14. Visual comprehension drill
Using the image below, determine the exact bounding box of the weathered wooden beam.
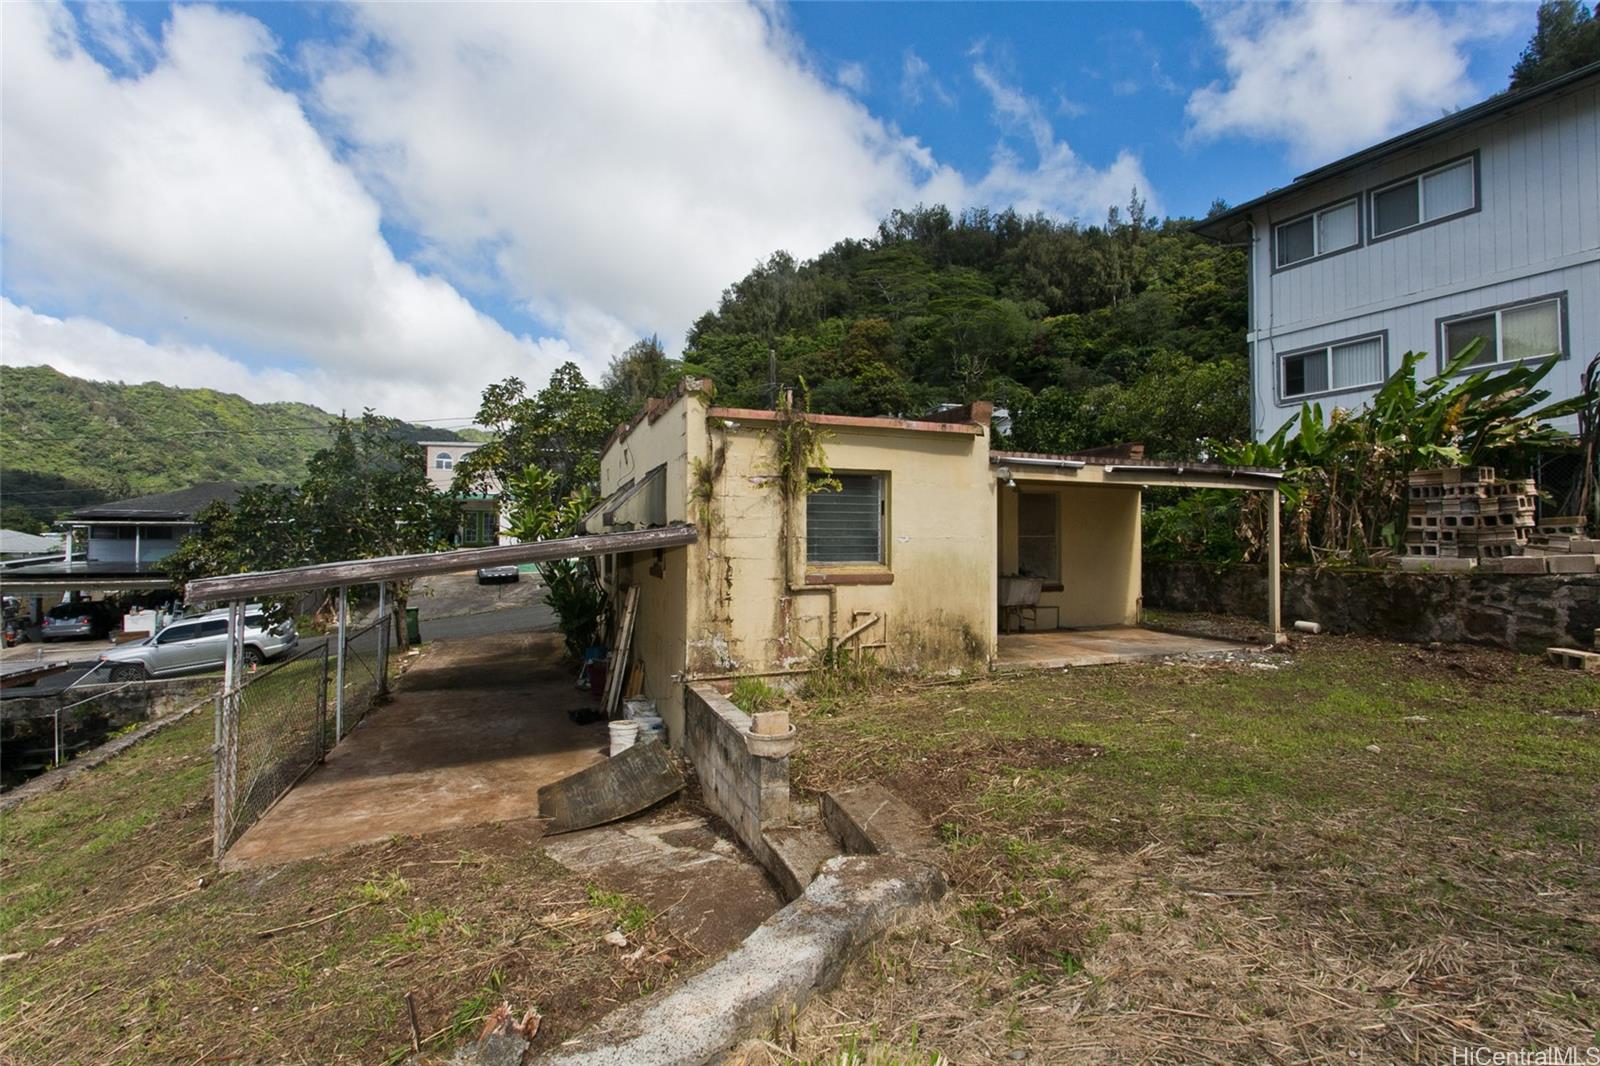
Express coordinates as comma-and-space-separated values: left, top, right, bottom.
185, 524, 699, 602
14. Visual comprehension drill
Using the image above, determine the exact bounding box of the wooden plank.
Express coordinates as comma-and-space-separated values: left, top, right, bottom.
185, 525, 697, 602
538, 741, 685, 835
602, 586, 639, 719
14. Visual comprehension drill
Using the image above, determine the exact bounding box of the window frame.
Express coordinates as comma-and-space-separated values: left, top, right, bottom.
1435, 293, 1567, 376
1276, 330, 1390, 406
1271, 195, 1363, 272
1015, 492, 1060, 584
1368, 152, 1480, 243
434, 452, 454, 470
803, 470, 889, 577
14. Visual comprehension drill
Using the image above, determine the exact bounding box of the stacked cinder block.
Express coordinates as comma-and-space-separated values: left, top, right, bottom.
1403, 467, 1534, 566
1523, 516, 1600, 574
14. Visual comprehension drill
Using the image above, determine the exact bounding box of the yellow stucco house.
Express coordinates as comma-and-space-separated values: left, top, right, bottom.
590, 378, 1283, 742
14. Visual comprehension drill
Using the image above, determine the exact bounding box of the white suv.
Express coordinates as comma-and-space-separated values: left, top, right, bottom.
98, 607, 298, 682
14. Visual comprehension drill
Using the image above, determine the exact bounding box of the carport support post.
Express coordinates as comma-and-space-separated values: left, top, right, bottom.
215, 599, 244, 862
334, 586, 347, 739
1268, 488, 1284, 643
376, 582, 389, 697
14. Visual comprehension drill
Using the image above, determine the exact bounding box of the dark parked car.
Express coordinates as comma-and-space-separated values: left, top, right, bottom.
40, 602, 113, 641
476, 565, 520, 585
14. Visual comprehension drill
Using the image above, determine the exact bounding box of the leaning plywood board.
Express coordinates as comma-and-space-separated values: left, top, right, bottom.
538, 741, 685, 835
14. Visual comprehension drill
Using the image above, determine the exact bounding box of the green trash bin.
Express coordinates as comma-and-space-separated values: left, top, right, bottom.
405, 607, 421, 645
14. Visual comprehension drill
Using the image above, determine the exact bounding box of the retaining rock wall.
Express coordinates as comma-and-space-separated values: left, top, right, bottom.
1143, 562, 1600, 652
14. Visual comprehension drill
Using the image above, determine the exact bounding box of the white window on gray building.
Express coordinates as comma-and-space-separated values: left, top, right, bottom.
435, 452, 454, 470
1282, 334, 1386, 400
806, 473, 885, 565
1371, 157, 1476, 238
1442, 297, 1562, 369
1274, 198, 1359, 267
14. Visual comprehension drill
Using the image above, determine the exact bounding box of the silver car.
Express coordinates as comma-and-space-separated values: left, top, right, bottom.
98, 608, 298, 682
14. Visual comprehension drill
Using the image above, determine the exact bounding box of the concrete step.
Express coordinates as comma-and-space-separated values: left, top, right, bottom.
760, 825, 841, 900
821, 781, 942, 864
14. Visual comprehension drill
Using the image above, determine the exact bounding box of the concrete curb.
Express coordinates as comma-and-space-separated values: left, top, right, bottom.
0, 697, 209, 814
530, 854, 946, 1066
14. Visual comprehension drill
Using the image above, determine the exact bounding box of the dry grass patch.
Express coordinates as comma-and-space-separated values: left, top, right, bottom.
757, 634, 1599, 1064
0, 712, 686, 1064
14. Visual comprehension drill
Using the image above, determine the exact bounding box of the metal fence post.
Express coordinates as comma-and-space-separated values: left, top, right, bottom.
213, 692, 226, 862
317, 644, 329, 762
335, 586, 347, 740
376, 582, 389, 698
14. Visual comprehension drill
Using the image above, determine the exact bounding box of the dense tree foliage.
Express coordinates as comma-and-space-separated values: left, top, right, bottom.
1510, 0, 1600, 90
679, 200, 1248, 457
163, 413, 459, 612
453, 364, 628, 502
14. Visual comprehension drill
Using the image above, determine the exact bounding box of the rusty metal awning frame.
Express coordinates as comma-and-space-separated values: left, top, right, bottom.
184, 523, 699, 602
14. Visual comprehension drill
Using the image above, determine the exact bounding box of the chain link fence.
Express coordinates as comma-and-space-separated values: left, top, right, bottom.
337, 616, 386, 741
214, 590, 394, 857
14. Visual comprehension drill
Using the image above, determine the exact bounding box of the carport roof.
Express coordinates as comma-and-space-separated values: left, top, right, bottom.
184, 523, 698, 602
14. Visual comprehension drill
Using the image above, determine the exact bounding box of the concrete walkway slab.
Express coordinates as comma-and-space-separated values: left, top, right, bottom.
225, 630, 605, 869
995, 625, 1254, 670
543, 808, 785, 958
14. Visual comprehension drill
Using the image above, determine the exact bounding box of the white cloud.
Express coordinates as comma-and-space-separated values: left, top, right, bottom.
837, 60, 869, 93
970, 59, 1158, 219
1, 2, 560, 416
1, 1, 1157, 419
1186, 2, 1513, 166
310, 5, 971, 359
0, 298, 554, 422
900, 47, 956, 108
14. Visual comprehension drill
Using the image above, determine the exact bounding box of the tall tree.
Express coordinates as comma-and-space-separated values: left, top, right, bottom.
602, 334, 680, 409
454, 362, 627, 501
1510, 0, 1600, 89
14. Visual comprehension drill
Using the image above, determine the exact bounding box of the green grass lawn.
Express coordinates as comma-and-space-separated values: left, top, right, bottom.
770, 633, 1600, 1065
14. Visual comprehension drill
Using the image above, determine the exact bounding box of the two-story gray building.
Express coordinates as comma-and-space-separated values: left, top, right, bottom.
1196, 61, 1598, 441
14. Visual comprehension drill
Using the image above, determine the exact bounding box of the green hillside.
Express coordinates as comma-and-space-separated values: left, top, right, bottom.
682, 201, 1248, 458
0, 365, 463, 531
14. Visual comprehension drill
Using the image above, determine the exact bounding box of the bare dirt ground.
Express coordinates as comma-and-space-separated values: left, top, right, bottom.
739, 632, 1600, 1064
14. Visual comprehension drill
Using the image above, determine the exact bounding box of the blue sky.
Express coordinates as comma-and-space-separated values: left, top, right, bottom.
1, 1, 1538, 424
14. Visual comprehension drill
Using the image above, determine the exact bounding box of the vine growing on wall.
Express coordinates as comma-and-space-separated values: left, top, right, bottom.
769, 381, 839, 501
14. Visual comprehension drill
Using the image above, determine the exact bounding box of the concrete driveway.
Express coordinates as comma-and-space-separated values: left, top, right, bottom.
225, 628, 606, 868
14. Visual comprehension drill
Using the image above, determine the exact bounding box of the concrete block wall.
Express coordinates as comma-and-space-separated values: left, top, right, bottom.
683, 683, 791, 857
1144, 561, 1600, 652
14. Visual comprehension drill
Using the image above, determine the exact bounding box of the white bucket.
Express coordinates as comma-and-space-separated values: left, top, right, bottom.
633, 713, 665, 744
608, 720, 640, 756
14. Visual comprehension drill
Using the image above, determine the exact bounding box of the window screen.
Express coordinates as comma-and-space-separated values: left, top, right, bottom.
1421, 160, 1473, 221
1500, 301, 1559, 362
806, 474, 884, 564
1016, 493, 1059, 581
1331, 337, 1384, 390
1284, 350, 1328, 397
1445, 314, 1497, 366
1372, 183, 1420, 236
1275, 216, 1315, 266
1317, 201, 1358, 253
